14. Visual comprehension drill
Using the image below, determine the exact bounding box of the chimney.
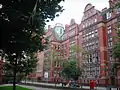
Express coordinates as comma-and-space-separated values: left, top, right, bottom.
109, 0, 114, 8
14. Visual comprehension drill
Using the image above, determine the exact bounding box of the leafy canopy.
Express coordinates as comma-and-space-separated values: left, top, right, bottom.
0, 0, 64, 89
112, 2, 120, 77
112, 21, 120, 60
62, 60, 81, 80
0, 0, 64, 54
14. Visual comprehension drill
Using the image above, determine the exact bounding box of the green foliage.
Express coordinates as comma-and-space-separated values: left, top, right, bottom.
0, 86, 32, 90
70, 44, 83, 53
112, 42, 120, 60
3, 52, 37, 82
0, 0, 65, 56
0, 0, 64, 88
62, 60, 81, 80
4, 52, 37, 72
109, 0, 120, 12
70, 44, 88, 58
112, 2, 120, 80
112, 20, 120, 60
20, 52, 38, 75
51, 49, 62, 60
51, 50, 57, 59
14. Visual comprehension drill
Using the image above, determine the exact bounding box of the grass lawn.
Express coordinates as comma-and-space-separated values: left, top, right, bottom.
0, 86, 32, 90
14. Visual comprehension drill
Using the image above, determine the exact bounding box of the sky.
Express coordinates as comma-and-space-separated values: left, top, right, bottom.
46, 0, 109, 28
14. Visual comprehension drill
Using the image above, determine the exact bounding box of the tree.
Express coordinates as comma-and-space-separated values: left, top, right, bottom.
70, 44, 88, 59
49, 49, 66, 86
70, 44, 88, 71
112, 21, 120, 79
4, 52, 38, 83
112, 42, 120, 61
51, 49, 63, 67
62, 60, 81, 80
63, 44, 87, 81
0, 0, 64, 90
112, 17, 120, 60
112, 1, 120, 86
20, 52, 38, 82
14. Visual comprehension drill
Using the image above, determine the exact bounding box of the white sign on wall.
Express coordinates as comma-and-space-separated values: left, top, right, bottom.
44, 72, 48, 78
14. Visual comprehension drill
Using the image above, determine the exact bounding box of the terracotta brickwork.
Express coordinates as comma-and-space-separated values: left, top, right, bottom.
37, 0, 120, 85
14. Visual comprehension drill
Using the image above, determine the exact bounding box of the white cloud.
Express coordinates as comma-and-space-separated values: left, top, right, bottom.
46, 0, 109, 27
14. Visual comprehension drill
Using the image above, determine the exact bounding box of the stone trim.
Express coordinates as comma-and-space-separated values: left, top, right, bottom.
97, 23, 106, 28
100, 47, 107, 52
100, 76, 109, 79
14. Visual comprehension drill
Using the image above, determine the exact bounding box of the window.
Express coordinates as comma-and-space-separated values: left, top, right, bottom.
69, 37, 75, 42
109, 56, 112, 61
107, 26, 112, 34
94, 19, 97, 23
108, 30, 112, 34
106, 12, 111, 19
89, 32, 92, 35
95, 29, 97, 32
91, 31, 94, 34
108, 37, 112, 42
107, 26, 111, 30
83, 25, 85, 28
95, 32, 98, 36
89, 21, 91, 26
69, 30, 75, 37
108, 41, 112, 47
86, 33, 88, 36
70, 41, 75, 45
91, 34, 94, 37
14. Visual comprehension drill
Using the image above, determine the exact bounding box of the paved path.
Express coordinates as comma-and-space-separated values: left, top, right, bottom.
0, 83, 119, 90
19, 85, 62, 90
21, 81, 107, 90
21, 81, 120, 90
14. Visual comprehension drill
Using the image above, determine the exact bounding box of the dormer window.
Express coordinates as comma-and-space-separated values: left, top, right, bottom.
106, 12, 111, 19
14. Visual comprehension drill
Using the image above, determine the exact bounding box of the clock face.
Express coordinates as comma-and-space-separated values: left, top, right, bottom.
54, 27, 64, 37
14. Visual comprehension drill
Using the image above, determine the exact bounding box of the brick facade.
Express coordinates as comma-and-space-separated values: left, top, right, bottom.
39, 0, 120, 85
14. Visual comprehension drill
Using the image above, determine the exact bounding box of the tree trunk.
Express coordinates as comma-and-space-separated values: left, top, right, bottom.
25, 73, 27, 83
13, 67, 17, 90
25, 77, 27, 83
13, 57, 17, 90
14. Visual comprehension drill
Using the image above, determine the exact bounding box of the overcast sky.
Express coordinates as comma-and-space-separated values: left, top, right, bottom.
46, 0, 109, 28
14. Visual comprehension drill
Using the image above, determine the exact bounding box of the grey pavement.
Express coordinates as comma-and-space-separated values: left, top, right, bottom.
18, 85, 62, 90
21, 81, 107, 90
0, 83, 119, 90
21, 81, 120, 90
21, 81, 62, 87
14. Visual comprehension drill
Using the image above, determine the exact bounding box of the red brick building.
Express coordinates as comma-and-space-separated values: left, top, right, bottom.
80, 0, 120, 85
41, 0, 120, 85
